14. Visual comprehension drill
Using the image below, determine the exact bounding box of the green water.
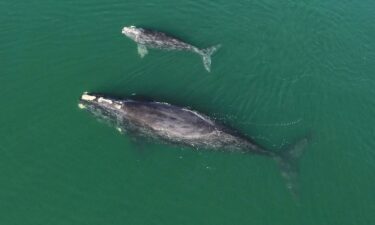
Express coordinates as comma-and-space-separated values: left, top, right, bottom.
1, 0, 375, 224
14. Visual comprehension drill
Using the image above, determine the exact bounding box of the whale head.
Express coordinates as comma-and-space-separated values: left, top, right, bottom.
122, 26, 142, 40
79, 92, 125, 127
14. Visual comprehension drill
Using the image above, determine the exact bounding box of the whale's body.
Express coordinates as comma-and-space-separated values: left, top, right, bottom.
79, 93, 308, 197
79, 93, 269, 155
121, 26, 220, 72
123, 27, 196, 52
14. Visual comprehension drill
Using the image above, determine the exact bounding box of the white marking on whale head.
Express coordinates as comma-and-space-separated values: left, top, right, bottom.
81, 93, 96, 101
78, 103, 86, 109
98, 97, 113, 104
122, 26, 141, 39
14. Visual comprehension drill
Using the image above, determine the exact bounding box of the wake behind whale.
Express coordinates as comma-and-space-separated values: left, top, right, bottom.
79, 93, 308, 197
122, 26, 221, 72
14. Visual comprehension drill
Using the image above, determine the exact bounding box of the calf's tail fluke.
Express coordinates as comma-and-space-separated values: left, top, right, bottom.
199, 44, 221, 72
274, 137, 309, 200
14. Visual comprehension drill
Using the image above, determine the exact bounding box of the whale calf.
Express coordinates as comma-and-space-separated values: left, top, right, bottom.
122, 26, 220, 72
79, 92, 308, 196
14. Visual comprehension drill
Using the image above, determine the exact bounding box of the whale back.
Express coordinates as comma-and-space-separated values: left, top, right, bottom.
137, 29, 193, 50
122, 101, 216, 139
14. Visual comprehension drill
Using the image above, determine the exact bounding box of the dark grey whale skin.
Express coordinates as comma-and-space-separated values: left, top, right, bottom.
123, 26, 200, 53
121, 26, 220, 72
79, 93, 309, 198
130, 28, 195, 51
79, 93, 272, 156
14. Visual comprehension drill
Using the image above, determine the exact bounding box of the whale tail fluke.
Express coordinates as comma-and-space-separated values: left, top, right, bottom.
274, 137, 309, 200
200, 44, 221, 72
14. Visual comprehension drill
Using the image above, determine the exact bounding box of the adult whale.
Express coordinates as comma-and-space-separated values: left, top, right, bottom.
122, 26, 220, 72
78, 92, 308, 196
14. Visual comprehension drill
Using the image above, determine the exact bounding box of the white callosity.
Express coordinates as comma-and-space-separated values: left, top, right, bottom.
81, 94, 96, 101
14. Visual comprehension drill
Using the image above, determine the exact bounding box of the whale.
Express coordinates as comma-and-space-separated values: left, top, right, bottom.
78, 92, 308, 196
121, 26, 220, 72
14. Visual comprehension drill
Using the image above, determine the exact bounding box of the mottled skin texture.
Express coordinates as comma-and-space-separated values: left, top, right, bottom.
79, 93, 309, 198
122, 26, 199, 52
79, 94, 271, 156
121, 26, 220, 72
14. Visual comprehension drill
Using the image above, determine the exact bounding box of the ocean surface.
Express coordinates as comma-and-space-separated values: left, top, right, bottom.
1, 0, 375, 224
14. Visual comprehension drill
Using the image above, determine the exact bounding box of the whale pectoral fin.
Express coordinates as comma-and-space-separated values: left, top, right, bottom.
137, 44, 148, 58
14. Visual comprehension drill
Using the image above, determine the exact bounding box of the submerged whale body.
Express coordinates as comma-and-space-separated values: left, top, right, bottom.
121, 26, 220, 72
79, 92, 308, 196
